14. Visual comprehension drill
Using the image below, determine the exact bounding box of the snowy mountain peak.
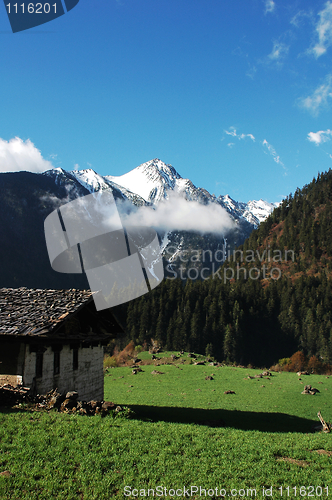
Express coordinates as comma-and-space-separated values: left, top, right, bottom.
44, 159, 278, 229
106, 158, 183, 204
70, 168, 112, 193
43, 167, 66, 177
245, 199, 280, 225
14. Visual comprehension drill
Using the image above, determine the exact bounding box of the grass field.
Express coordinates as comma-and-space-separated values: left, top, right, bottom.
0, 352, 332, 500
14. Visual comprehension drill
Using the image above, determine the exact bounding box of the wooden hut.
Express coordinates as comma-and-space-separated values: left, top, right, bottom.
0, 288, 122, 401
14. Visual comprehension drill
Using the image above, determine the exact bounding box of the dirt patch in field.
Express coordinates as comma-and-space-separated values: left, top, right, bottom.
275, 456, 309, 467
311, 449, 332, 456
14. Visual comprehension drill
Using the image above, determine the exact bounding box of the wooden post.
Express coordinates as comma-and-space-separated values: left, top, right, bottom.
317, 412, 331, 433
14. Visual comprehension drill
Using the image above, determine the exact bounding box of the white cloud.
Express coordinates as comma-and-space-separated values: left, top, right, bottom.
290, 9, 313, 28
307, 129, 332, 145
262, 139, 285, 170
117, 192, 235, 235
300, 73, 332, 115
264, 0, 275, 14
225, 127, 255, 142
227, 143, 235, 148
225, 128, 237, 138
268, 41, 289, 61
310, 1, 332, 58
0, 137, 53, 173
240, 133, 255, 141
246, 65, 257, 80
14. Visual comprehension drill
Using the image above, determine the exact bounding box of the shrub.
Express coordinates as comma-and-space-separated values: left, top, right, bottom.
278, 357, 291, 367
279, 351, 332, 375
284, 351, 307, 372
111, 341, 137, 367
123, 340, 135, 356
103, 355, 118, 370
307, 355, 323, 374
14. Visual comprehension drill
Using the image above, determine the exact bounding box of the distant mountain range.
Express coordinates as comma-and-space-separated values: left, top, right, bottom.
46, 158, 277, 228
0, 159, 278, 287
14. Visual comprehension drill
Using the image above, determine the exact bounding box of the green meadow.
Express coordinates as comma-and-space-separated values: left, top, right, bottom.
0, 353, 331, 500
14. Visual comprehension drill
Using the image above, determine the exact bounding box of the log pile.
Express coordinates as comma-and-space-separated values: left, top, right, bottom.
0, 384, 32, 406
0, 384, 120, 416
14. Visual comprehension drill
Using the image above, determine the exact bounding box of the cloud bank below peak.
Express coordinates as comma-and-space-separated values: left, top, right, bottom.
116, 192, 235, 235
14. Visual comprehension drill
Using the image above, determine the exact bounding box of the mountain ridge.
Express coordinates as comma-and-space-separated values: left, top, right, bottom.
0, 159, 278, 288
45, 158, 278, 229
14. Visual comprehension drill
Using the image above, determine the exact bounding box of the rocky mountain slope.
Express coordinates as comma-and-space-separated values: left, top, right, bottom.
0, 159, 277, 287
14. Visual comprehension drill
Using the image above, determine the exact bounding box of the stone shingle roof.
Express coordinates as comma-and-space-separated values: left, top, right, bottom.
0, 288, 94, 337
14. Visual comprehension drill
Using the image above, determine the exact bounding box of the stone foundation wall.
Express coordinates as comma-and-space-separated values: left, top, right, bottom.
23, 344, 104, 401
0, 375, 23, 386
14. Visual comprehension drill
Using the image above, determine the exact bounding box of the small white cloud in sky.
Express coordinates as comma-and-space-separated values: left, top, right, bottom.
268, 41, 289, 61
0, 137, 53, 173
225, 127, 255, 142
307, 129, 332, 145
291, 9, 313, 28
262, 139, 285, 170
300, 73, 332, 115
310, 1, 332, 58
264, 0, 275, 15
227, 143, 235, 148
225, 128, 237, 138
246, 65, 257, 80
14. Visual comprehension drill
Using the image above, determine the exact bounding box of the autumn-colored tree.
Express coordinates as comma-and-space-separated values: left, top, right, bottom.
307, 355, 323, 374
284, 351, 307, 372
116, 340, 136, 365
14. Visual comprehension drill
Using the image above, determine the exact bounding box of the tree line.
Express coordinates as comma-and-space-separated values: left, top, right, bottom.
113, 168, 332, 367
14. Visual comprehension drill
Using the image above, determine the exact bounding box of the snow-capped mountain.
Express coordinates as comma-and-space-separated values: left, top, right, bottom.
218, 194, 278, 228
43, 159, 279, 279
0, 160, 279, 288
49, 158, 277, 228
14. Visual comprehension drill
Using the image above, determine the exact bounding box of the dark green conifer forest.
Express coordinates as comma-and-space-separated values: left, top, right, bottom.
114, 169, 332, 367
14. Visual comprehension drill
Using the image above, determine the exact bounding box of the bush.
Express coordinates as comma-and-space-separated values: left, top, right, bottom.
278, 357, 291, 367
307, 355, 323, 374
284, 351, 307, 372
107, 341, 137, 367
279, 351, 332, 374
103, 355, 118, 370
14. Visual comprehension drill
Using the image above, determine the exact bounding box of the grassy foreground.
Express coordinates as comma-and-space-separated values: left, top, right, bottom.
0, 354, 331, 499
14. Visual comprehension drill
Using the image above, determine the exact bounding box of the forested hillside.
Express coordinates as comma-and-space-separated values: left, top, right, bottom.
114, 169, 332, 367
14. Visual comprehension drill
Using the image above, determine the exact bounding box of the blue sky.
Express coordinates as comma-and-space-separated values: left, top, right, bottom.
1, 0, 332, 203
